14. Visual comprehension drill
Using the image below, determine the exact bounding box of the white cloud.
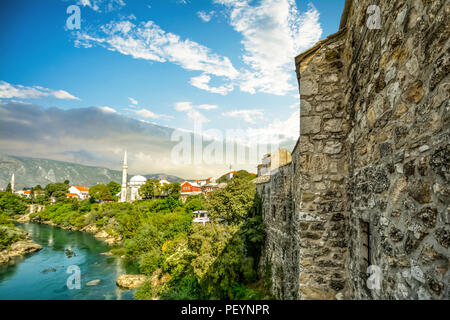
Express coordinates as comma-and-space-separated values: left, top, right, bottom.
196, 104, 219, 110
174, 101, 218, 123
245, 109, 299, 145
215, 0, 322, 95
0, 81, 80, 100
189, 74, 233, 95
73, 0, 322, 97
128, 97, 138, 105
75, 20, 239, 80
77, 0, 125, 12
197, 10, 215, 22
222, 109, 263, 124
132, 108, 173, 120
97, 106, 117, 113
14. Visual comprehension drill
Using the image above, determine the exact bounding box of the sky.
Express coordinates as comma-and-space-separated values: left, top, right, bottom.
0, 0, 345, 179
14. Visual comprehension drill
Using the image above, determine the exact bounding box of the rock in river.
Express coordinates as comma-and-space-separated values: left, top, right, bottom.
116, 274, 147, 289
86, 279, 101, 286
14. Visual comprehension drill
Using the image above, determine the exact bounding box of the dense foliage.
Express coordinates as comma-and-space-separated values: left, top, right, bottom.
0, 192, 27, 216
0, 193, 27, 250
16, 171, 267, 299
89, 184, 113, 201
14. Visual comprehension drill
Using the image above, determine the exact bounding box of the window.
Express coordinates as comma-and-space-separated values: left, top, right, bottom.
360, 220, 370, 269
272, 205, 276, 218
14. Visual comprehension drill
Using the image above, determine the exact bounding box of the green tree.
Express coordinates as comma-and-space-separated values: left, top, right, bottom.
161, 183, 180, 199
64, 180, 70, 185
233, 170, 256, 181
89, 184, 113, 201
206, 177, 257, 224
0, 192, 27, 216
139, 179, 160, 199
45, 182, 70, 203
29, 187, 35, 203
5, 183, 12, 193
184, 194, 205, 213
107, 181, 121, 197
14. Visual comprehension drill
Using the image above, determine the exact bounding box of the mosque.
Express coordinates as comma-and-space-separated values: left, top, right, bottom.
118, 151, 147, 202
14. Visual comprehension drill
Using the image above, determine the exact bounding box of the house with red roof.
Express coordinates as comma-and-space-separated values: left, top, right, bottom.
68, 185, 90, 199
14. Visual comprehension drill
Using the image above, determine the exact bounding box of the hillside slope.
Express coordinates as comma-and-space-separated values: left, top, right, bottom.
0, 154, 183, 190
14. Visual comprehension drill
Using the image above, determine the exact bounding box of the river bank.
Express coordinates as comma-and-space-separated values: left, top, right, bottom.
0, 222, 138, 299
12, 214, 145, 291
0, 221, 42, 265
21, 212, 122, 247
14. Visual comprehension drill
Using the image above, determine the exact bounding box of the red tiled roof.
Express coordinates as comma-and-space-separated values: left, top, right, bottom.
24, 190, 44, 194
66, 193, 78, 197
72, 186, 89, 192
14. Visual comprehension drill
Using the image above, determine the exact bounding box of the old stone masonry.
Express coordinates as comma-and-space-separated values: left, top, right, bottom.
255, 0, 449, 299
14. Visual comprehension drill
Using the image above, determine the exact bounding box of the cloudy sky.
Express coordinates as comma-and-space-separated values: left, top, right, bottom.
0, 0, 344, 178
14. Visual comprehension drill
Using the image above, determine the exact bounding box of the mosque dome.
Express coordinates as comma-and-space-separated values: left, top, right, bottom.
130, 175, 147, 184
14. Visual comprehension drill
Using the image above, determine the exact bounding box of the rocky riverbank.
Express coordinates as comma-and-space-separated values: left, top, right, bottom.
26, 216, 122, 246
0, 239, 42, 264
80, 225, 122, 246
116, 274, 147, 289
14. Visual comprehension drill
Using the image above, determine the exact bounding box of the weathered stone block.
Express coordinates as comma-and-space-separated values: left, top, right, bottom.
323, 141, 343, 154
301, 116, 321, 135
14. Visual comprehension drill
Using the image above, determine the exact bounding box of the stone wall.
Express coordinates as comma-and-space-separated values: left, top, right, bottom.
342, 0, 449, 300
256, 0, 449, 300
256, 163, 299, 299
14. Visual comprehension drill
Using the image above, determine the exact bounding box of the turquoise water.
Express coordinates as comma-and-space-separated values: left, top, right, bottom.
0, 222, 137, 300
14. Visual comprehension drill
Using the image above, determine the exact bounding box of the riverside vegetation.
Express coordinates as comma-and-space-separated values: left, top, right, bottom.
0, 192, 42, 263
1, 170, 270, 299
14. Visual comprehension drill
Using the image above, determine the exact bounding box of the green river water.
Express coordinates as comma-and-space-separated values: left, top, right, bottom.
0, 222, 138, 300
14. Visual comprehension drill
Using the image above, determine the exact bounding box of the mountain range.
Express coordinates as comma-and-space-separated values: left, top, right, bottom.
0, 154, 184, 190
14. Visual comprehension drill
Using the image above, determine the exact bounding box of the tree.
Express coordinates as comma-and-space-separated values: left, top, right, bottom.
5, 183, 12, 193
107, 181, 121, 196
162, 183, 181, 200
139, 179, 160, 199
233, 170, 256, 181
45, 183, 70, 203
206, 177, 257, 224
29, 187, 35, 203
0, 192, 27, 216
89, 184, 113, 201
64, 180, 70, 185
184, 194, 205, 212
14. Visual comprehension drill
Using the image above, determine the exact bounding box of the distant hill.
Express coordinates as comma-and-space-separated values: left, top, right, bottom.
0, 154, 184, 190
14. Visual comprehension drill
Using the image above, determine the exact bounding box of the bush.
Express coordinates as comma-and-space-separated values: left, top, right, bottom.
0, 225, 27, 250
0, 193, 27, 216
138, 248, 162, 276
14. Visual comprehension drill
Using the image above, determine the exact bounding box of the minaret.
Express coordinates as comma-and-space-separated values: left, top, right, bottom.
11, 173, 15, 193
120, 151, 128, 202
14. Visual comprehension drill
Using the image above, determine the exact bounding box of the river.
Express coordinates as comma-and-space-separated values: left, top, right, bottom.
0, 222, 138, 300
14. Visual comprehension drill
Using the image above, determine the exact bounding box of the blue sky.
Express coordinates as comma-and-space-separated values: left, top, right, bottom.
0, 0, 345, 177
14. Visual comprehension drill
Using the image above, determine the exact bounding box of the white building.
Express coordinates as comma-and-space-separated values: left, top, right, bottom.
118, 151, 147, 202
193, 210, 209, 225
68, 186, 90, 199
